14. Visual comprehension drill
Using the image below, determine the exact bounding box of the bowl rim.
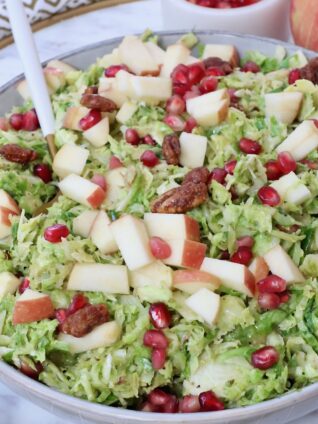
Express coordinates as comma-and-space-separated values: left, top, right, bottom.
0, 28, 317, 422
161, 0, 286, 15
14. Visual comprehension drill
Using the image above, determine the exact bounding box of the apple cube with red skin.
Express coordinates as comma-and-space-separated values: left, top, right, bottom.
53, 144, 89, 179
0, 207, 18, 239
13, 289, 54, 325
0, 189, 20, 215
248, 257, 269, 283
163, 239, 207, 269
185, 288, 221, 325
46, 60, 77, 75
89, 211, 118, 254
202, 44, 239, 67
144, 213, 200, 242
173, 269, 221, 294
72, 210, 99, 238
0, 272, 20, 300
59, 174, 105, 209
63, 106, 90, 131
0, 118, 9, 131
201, 257, 255, 297
110, 215, 154, 271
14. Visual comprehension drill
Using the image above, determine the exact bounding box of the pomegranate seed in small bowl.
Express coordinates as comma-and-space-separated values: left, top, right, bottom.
251, 346, 279, 370
125, 128, 140, 145
231, 246, 253, 266
68, 294, 89, 315
199, 390, 225, 411
258, 186, 281, 207
19, 277, 30, 294
152, 348, 167, 370
199, 76, 218, 94
79, 109, 102, 131
265, 160, 282, 181
22, 109, 40, 131
164, 115, 186, 132
288, 68, 301, 85
224, 159, 237, 174
239, 138, 262, 154
34, 163, 52, 183
149, 237, 171, 259
209, 167, 227, 185
143, 329, 169, 349
140, 150, 159, 168
242, 61, 260, 73
91, 174, 107, 191
277, 151, 297, 175
166, 95, 186, 115
109, 155, 123, 169
44, 224, 70, 243
257, 275, 286, 293
104, 64, 130, 77
149, 302, 172, 329
258, 292, 281, 310
9, 113, 24, 131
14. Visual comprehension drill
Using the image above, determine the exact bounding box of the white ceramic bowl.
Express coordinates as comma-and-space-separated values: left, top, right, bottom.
0, 31, 317, 424
161, 0, 291, 40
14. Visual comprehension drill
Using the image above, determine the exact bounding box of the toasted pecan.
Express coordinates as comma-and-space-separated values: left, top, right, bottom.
162, 134, 181, 165
0, 144, 37, 164
61, 304, 109, 338
80, 94, 117, 112
182, 167, 210, 185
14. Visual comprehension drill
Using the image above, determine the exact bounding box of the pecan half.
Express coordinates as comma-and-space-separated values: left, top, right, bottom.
182, 167, 210, 185
84, 86, 98, 95
300, 57, 318, 84
80, 94, 117, 112
203, 57, 233, 74
61, 304, 109, 338
0, 144, 37, 164
162, 134, 181, 165
151, 182, 208, 214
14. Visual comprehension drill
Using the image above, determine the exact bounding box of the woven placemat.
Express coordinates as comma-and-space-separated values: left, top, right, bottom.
0, 0, 137, 49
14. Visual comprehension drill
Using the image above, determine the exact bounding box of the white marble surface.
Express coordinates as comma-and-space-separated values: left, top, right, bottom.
0, 0, 317, 422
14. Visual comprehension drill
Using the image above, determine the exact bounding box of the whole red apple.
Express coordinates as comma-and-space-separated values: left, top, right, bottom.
291, 0, 318, 51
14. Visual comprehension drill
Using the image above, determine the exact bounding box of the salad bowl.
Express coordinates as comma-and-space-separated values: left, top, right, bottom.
0, 30, 318, 424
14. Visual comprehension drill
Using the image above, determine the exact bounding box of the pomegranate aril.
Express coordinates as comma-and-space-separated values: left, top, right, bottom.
265, 160, 282, 181
20, 361, 43, 380
55, 308, 68, 324
251, 346, 279, 370
206, 67, 225, 77
148, 388, 171, 406
150, 237, 171, 260
171, 64, 189, 85
184, 117, 197, 133
149, 302, 172, 329
220, 250, 230, 260
22, 109, 40, 131
152, 348, 167, 370
164, 115, 186, 132
19, 277, 30, 294
91, 174, 107, 191
228, 88, 239, 105
183, 87, 200, 101
109, 155, 123, 170
143, 135, 156, 146
199, 390, 225, 411
79, 109, 102, 131
9, 113, 24, 131
277, 151, 297, 175
257, 275, 286, 293
300, 159, 318, 170
188, 63, 205, 86
68, 294, 89, 315
209, 167, 227, 185
143, 329, 169, 349
44, 224, 70, 243
104, 64, 130, 78
179, 395, 201, 413
125, 128, 140, 145
242, 61, 260, 73
231, 246, 253, 266
258, 292, 281, 310
34, 163, 52, 183
239, 138, 262, 154
199, 76, 218, 94
279, 291, 290, 304
173, 83, 189, 97
163, 396, 179, 413
258, 186, 280, 206
140, 401, 158, 412
166, 95, 186, 115
224, 159, 237, 174
237, 235, 254, 248
288, 68, 301, 85
140, 150, 159, 167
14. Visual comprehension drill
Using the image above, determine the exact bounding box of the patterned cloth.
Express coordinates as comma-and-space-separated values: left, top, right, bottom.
0, 0, 101, 40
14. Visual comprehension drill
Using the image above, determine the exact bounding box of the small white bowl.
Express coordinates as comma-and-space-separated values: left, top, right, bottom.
161, 0, 291, 41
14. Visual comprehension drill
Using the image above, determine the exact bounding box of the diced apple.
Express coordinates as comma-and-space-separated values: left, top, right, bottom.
44, 67, 66, 92
89, 211, 118, 254
276, 120, 318, 161
0, 189, 20, 215
46, 60, 77, 75
115, 71, 135, 98
72, 210, 99, 238
116, 101, 138, 124
0, 272, 20, 301
83, 117, 109, 147
248, 257, 269, 283
12, 289, 54, 325
67, 263, 129, 294
53, 144, 89, 179
173, 269, 221, 294
58, 321, 121, 354
130, 260, 173, 289
0, 207, 16, 239
16, 79, 32, 100
263, 244, 305, 284
185, 288, 220, 325
160, 44, 191, 77
59, 174, 105, 208
63, 106, 90, 131
179, 132, 207, 168
110, 215, 154, 270
98, 78, 127, 107
145, 42, 166, 66
270, 171, 311, 205
264, 92, 303, 125
104, 166, 136, 209
186, 89, 230, 127
144, 213, 200, 241
99, 48, 122, 68
0, 118, 10, 131
163, 239, 206, 269
118, 35, 159, 76
202, 44, 239, 67
201, 257, 255, 297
